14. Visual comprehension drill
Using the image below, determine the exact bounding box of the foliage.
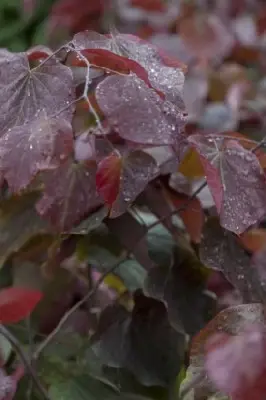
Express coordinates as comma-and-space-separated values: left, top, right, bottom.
1, 0, 266, 399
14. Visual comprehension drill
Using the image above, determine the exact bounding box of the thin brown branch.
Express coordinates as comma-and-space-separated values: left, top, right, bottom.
0, 325, 50, 400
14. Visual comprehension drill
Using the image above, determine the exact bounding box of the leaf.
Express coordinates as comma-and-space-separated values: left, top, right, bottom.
36, 160, 103, 231
178, 148, 205, 179
166, 190, 204, 243
145, 225, 214, 335
96, 153, 122, 206
205, 324, 266, 400
188, 135, 266, 234
239, 229, 266, 253
71, 206, 108, 235
69, 48, 156, 93
96, 150, 158, 217
179, 13, 234, 62
106, 212, 154, 270
93, 290, 185, 387
49, 374, 117, 400
0, 49, 75, 134
200, 218, 265, 302
72, 31, 185, 107
0, 113, 73, 193
0, 192, 49, 269
0, 287, 42, 324
96, 75, 184, 145
189, 304, 265, 398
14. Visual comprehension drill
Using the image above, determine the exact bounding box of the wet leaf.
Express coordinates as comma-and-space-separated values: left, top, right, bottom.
0, 287, 42, 324
96, 150, 158, 217
200, 218, 264, 302
93, 291, 185, 387
71, 206, 108, 235
73, 31, 185, 107
0, 49, 74, 134
189, 135, 266, 234
36, 160, 102, 231
96, 75, 183, 146
0, 113, 73, 193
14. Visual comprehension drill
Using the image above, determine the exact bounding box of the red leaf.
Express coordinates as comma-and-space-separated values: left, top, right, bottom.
188, 134, 266, 234
131, 0, 165, 12
69, 48, 164, 97
0, 113, 73, 193
0, 287, 42, 324
69, 49, 131, 74
205, 324, 266, 400
36, 160, 103, 231
167, 191, 204, 243
0, 49, 75, 135
72, 31, 185, 107
96, 153, 122, 205
96, 150, 158, 217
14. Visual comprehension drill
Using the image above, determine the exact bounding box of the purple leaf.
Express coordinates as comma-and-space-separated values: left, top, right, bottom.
0, 113, 73, 192
36, 160, 103, 231
189, 134, 266, 234
0, 49, 75, 135
200, 217, 265, 302
96, 75, 182, 145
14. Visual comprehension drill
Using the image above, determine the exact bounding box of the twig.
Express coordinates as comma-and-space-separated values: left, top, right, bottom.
33, 251, 129, 360
0, 325, 50, 400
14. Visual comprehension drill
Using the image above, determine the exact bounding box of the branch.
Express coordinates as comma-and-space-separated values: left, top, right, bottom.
33, 251, 129, 360
0, 325, 50, 400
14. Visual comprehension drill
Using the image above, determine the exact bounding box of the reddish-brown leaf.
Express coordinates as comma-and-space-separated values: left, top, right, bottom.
0, 287, 42, 324
96, 152, 122, 206
166, 190, 204, 243
96, 150, 158, 217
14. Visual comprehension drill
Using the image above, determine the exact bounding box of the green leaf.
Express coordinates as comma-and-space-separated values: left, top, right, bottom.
145, 225, 213, 335
93, 290, 185, 387
49, 374, 118, 400
70, 206, 108, 235
0, 191, 49, 268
